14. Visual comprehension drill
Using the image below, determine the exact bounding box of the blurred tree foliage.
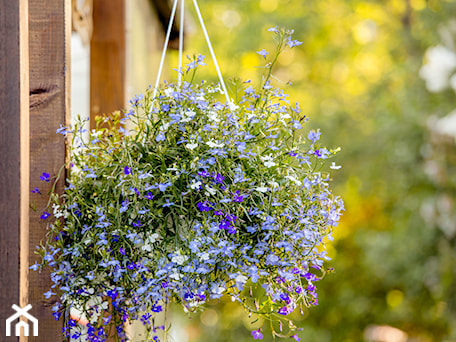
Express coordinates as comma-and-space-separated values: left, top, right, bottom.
166, 0, 456, 341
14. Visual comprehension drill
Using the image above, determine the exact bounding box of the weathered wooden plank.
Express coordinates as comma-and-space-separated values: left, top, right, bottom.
28, 0, 71, 341
90, 0, 126, 129
0, 0, 30, 341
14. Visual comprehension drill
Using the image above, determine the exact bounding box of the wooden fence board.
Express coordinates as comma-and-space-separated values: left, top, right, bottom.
0, 1, 29, 341
90, 0, 126, 129
28, 0, 71, 341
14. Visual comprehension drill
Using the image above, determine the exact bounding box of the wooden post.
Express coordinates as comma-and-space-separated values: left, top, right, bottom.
28, 0, 71, 341
90, 0, 126, 129
0, 1, 30, 341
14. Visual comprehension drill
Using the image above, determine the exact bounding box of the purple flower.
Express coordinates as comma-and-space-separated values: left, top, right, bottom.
256, 49, 269, 58
151, 304, 162, 313
278, 306, 288, 315
268, 26, 279, 33
145, 192, 154, 200
124, 166, 132, 175
280, 293, 291, 304
291, 334, 301, 342
119, 247, 126, 255
40, 212, 50, 220
251, 329, 263, 340
233, 190, 245, 203
132, 220, 142, 227
197, 201, 210, 212
31, 187, 41, 194
40, 172, 50, 182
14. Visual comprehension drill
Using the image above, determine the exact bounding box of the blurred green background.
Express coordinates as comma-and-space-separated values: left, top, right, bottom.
161, 0, 456, 341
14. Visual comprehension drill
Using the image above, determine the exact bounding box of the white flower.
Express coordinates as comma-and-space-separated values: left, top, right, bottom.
207, 110, 220, 122
172, 251, 189, 265
419, 45, 456, 92
206, 140, 224, 148
211, 285, 226, 295
164, 87, 174, 97
235, 274, 248, 284
181, 109, 196, 123
330, 162, 342, 170
160, 122, 170, 131
141, 233, 159, 252
285, 175, 302, 186
430, 109, 456, 141
268, 180, 279, 189
186, 142, 198, 150
205, 185, 216, 196
246, 113, 256, 121
255, 185, 269, 193
169, 272, 181, 280
52, 203, 65, 218
261, 155, 276, 168
190, 180, 202, 190
199, 252, 210, 261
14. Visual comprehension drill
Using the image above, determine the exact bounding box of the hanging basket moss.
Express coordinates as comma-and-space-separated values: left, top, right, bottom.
33, 28, 343, 341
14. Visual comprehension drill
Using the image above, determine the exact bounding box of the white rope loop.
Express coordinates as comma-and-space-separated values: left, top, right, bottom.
151, 0, 231, 113
192, 0, 230, 103
151, 0, 179, 102
178, 0, 185, 86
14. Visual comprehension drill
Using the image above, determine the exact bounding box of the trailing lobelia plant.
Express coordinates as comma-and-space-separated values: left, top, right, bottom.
32, 28, 344, 342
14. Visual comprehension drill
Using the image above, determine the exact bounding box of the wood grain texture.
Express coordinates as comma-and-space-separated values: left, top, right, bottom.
0, 1, 29, 341
28, 0, 70, 340
90, 0, 126, 129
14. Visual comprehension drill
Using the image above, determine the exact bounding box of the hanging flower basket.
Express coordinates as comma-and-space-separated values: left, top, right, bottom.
32, 4, 343, 341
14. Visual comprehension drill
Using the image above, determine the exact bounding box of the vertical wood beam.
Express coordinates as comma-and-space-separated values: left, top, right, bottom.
90, 0, 126, 129
28, 0, 71, 341
0, 0, 29, 341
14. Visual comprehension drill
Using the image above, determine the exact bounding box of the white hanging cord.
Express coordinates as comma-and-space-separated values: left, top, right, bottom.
192, 0, 230, 103
151, 0, 231, 110
151, 0, 179, 101
178, 0, 185, 86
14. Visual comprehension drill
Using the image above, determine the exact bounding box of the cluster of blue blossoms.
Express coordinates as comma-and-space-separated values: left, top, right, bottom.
34, 30, 343, 342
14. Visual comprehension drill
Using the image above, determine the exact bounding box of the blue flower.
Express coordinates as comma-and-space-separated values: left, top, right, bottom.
156, 131, 166, 142
158, 182, 172, 192
307, 129, 321, 143
124, 166, 132, 175
145, 192, 154, 200
162, 199, 174, 207
31, 187, 41, 194
256, 49, 269, 58
40, 172, 50, 182
29, 261, 40, 271
44, 290, 56, 299
287, 37, 303, 48
40, 212, 50, 220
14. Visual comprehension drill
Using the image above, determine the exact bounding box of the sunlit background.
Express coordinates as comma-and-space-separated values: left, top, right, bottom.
162, 0, 456, 341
